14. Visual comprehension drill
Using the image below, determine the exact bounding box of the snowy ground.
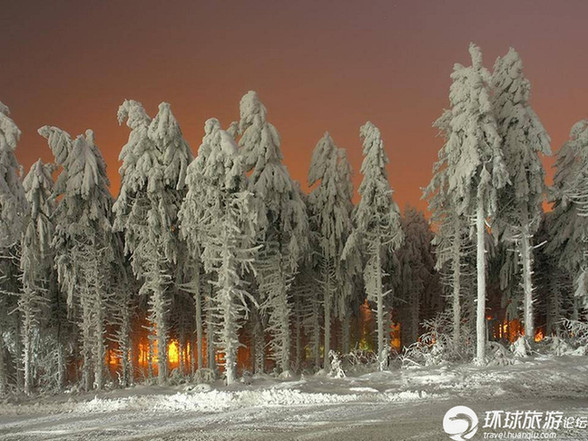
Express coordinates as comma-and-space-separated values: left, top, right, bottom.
1, 356, 587, 440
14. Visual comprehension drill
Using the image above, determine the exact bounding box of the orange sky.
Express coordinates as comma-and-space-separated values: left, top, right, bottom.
2, 1, 588, 214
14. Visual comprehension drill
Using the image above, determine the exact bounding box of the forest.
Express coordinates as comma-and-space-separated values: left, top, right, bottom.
1, 42, 587, 396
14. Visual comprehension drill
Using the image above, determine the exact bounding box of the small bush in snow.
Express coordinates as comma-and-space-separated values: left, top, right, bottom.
328, 350, 345, 379
193, 368, 216, 384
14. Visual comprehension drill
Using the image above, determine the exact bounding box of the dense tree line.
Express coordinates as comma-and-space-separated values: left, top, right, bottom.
0, 43, 585, 394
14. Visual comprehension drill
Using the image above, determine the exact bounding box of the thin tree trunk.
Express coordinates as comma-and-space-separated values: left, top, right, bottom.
341, 312, 351, 354
520, 221, 534, 342
22, 293, 33, 395
194, 268, 203, 371
375, 239, 385, 365
206, 291, 216, 371
81, 301, 92, 391
0, 324, 5, 395
452, 225, 461, 347
475, 198, 486, 365
14, 314, 23, 392
323, 266, 331, 369
252, 306, 264, 374
94, 298, 105, 390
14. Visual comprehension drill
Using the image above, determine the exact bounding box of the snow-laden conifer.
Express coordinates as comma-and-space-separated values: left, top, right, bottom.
493, 48, 551, 342
114, 100, 192, 384
237, 91, 308, 377
548, 120, 588, 314
19, 160, 55, 394
430, 44, 509, 364
0, 102, 27, 394
344, 122, 403, 367
39, 127, 113, 390
308, 132, 352, 367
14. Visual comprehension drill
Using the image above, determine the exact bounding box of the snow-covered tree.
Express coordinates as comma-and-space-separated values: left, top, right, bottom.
0, 102, 27, 394
547, 120, 588, 316
431, 44, 509, 364
192, 126, 262, 385
39, 126, 113, 390
114, 100, 192, 384
343, 122, 403, 366
237, 91, 308, 377
179, 118, 229, 373
308, 132, 352, 367
19, 160, 55, 394
492, 48, 551, 343
396, 206, 436, 346
424, 108, 472, 349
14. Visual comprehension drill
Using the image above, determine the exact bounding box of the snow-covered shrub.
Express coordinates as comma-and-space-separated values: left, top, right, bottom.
400, 313, 473, 367
486, 341, 514, 366
328, 350, 345, 379
510, 336, 530, 358
562, 319, 588, 346
193, 368, 216, 384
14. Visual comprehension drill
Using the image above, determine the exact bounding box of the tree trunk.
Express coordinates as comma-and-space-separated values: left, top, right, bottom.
411, 290, 420, 344
14, 314, 23, 392
194, 268, 203, 371
147, 336, 154, 379
252, 306, 264, 374
0, 324, 5, 395
375, 238, 386, 368
323, 266, 331, 369
22, 293, 33, 395
341, 312, 351, 354
150, 261, 167, 385
81, 301, 92, 391
452, 225, 461, 347
520, 222, 534, 342
475, 198, 487, 365
93, 298, 105, 390
294, 311, 302, 373
206, 291, 216, 371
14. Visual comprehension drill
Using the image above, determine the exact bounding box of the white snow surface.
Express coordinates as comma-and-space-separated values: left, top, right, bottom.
1, 355, 587, 440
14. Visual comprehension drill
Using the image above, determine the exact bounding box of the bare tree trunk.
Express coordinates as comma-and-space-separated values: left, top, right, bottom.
194, 269, 203, 371
322, 267, 331, 369
341, 312, 351, 354
81, 301, 93, 391
520, 221, 534, 342
0, 325, 5, 395
452, 226, 461, 347
475, 198, 487, 365
375, 238, 386, 367
206, 291, 216, 371
252, 306, 264, 374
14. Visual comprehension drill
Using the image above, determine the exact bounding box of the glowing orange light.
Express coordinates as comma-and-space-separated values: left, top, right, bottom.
534, 329, 544, 342
168, 340, 179, 364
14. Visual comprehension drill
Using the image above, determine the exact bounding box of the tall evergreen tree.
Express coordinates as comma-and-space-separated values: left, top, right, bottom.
344, 122, 403, 367
237, 91, 308, 377
492, 48, 551, 342
114, 100, 192, 384
308, 132, 352, 368
19, 160, 55, 394
39, 127, 113, 390
396, 206, 436, 346
547, 120, 588, 316
431, 44, 508, 364
0, 102, 27, 394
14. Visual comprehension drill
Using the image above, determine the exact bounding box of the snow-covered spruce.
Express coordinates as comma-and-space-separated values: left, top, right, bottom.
39, 127, 113, 391
343, 122, 403, 369
492, 48, 551, 345
430, 43, 509, 365
114, 101, 192, 385
236, 91, 308, 377
308, 132, 353, 368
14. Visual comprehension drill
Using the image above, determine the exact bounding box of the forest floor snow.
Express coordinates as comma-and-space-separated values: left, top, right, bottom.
0, 355, 587, 440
